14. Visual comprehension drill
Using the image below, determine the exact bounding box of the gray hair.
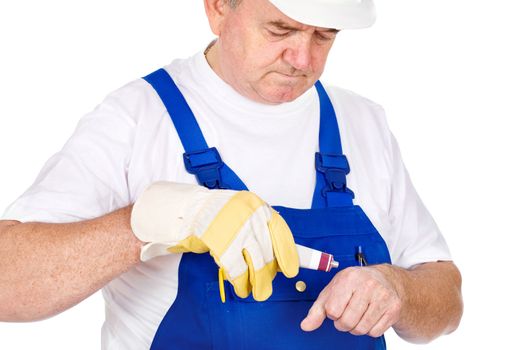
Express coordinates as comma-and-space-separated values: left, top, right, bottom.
227, 0, 242, 8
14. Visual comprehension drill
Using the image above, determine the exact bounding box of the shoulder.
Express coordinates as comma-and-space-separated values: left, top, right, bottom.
94, 57, 188, 126
95, 78, 161, 126
324, 85, 384, 111
324, 85, 387, 124
323, 84, 392, 150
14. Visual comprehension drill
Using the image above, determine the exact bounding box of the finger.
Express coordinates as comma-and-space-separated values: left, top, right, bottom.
368, 293, 402, 337
300, 284, 332, 331
200, 191, 263, 256
248, 205, 275, 265
229, 267, 251, 299
242, 246, 277, 301
300, 302, 326, 332
332, 289, 369, 332
267, 208, 299, 278
212, 201, 264, 299
220, 245, 250, 299
348, 301, 385, 336
351, 281, 400, 336
323, 273, 356, 321
367, 311, 393, 338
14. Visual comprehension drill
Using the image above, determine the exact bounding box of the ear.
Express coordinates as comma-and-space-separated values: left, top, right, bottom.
203, 0, 230, 36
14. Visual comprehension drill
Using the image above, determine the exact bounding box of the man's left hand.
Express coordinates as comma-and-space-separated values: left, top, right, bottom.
300, 265, 403, 338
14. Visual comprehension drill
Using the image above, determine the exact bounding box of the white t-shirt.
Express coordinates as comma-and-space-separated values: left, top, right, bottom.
2, 51, 451, 349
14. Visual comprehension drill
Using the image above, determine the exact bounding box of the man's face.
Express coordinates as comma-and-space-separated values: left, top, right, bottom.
209, 0, 338, 104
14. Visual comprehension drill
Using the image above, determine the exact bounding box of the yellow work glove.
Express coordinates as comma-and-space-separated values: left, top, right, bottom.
131, 181, 299, 301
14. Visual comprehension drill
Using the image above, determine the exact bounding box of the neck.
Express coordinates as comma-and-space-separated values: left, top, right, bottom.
204, 40, 223, 82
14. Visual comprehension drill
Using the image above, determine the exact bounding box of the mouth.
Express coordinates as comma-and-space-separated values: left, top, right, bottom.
274, 72, 307, 80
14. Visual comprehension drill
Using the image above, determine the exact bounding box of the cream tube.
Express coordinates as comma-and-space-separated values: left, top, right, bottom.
296, 244, 339, 272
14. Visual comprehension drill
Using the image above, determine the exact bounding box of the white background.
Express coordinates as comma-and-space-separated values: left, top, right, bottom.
1, 0, 524, 349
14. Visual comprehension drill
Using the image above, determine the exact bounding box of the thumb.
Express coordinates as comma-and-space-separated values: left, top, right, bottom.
267, 209, 299, 278
300, 301, 326, 332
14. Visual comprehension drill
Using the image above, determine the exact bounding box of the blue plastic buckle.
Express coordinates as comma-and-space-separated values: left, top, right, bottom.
315, 152, 354, 198
183, 147, 225, 189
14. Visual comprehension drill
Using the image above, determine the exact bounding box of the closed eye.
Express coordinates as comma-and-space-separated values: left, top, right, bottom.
315, 31, 338, 42
267, 29, 292, 38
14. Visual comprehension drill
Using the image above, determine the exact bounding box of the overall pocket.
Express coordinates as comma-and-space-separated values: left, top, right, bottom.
204, 205, 390, 350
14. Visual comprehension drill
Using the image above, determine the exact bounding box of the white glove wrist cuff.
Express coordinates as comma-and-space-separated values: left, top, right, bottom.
131, 181, 210, 247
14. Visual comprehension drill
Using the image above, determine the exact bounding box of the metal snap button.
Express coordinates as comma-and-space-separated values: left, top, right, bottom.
295, 280, 307, 292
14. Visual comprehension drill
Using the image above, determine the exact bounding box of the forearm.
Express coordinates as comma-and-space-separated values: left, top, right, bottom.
0, 205, 142, 322
379, 261, 463, 343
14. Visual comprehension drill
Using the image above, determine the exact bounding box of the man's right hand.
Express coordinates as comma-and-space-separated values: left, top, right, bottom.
131, 181, 299, 301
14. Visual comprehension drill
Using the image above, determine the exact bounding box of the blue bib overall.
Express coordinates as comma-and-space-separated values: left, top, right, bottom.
143, 69, 392, 350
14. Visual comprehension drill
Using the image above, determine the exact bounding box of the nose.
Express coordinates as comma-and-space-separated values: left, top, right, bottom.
282, 34, 312, 72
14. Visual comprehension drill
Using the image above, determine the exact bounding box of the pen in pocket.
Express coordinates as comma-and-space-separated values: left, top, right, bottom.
357, 245, 368, 266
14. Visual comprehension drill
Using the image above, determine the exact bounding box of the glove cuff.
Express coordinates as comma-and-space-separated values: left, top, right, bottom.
131, 182, 210, 250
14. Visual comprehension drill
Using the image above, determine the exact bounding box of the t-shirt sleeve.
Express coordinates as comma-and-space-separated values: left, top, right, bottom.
386, 130, 453, 268
1, 87, 137, 223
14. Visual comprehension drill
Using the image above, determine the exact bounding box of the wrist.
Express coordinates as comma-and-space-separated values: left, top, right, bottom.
374, 264, 408, 312
131, 182, 210, 243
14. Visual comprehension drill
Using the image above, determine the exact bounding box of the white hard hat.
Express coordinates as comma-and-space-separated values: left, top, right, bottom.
268, 0, 376, 30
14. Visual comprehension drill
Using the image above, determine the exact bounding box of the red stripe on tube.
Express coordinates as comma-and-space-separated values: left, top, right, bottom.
318, 252, 332, 272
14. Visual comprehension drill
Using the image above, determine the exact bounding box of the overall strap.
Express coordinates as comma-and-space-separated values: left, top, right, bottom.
311, 81, 355, 208
143, 69, 248, 190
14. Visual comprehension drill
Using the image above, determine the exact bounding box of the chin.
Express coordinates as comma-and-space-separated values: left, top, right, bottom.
262, 92, 299, 104
251, 76, 312, 104
265, 85, 306, 104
